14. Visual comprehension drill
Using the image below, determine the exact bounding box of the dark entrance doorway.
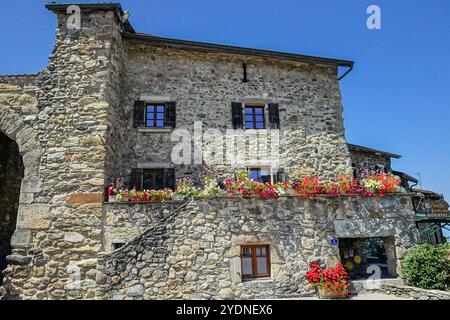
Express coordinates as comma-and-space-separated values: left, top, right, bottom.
0, 132, 24, 285
338, 237, 397, 280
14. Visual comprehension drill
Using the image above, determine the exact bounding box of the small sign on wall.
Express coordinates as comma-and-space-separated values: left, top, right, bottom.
330, 238, 339, 246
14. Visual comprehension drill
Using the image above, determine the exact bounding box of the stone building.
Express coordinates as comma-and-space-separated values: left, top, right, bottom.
0, 3, 447, 300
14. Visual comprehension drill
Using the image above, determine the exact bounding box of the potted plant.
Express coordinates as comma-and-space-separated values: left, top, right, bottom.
199, 167, 221, 196
105, 177, 125, 202
306, 261, 350, 299
174, 177, 198, 200
116, 189, 129, 202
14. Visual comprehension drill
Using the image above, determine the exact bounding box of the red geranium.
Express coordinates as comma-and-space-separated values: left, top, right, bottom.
306, 261, 350, 299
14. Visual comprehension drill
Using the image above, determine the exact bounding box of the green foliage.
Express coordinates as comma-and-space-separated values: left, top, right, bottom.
401, 243, 450, 290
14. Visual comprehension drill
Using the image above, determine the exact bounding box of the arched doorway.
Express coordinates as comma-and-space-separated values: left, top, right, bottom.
0, 131, 24, 285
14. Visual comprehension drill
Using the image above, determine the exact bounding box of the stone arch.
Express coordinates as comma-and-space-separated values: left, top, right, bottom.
0, 131, 24, 284
0, 108, 41, 176
0, 104, 42, 291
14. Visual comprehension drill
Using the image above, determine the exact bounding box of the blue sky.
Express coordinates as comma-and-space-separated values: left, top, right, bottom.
1, 1, 449, 236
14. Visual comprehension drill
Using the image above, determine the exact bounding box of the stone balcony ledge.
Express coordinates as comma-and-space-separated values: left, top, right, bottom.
103, 192, 414, 205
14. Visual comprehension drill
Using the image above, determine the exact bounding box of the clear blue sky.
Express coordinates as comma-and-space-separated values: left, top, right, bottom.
1, 1, 449, 212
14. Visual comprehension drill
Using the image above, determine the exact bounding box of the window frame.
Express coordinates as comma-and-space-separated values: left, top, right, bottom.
247, 166, 273, 184
240, 244, 271, 280
244, 105, 267, 130
145, 103, 166, 128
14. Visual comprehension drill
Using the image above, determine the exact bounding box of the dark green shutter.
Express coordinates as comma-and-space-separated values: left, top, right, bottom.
133, 100, 146, 128
164, 168, 175, 190
275, 168, 285, 183
232, 102, 243, 129
131, 168, 143, 190
165, 102, 176, 128
268, 103, 280, 129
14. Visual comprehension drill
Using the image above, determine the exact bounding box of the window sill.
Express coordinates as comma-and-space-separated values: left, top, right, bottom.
240, 278, 273, 284
137, 127, 173, 133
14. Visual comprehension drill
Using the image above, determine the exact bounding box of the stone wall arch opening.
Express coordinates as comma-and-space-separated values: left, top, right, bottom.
0, 131, 24, 285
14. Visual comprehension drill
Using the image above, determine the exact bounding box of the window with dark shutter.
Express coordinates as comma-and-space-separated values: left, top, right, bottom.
164, 168, 175, 190
268, 103, 280, 129
275, 168, 285, 183
143, 169, 165, 190
133, 168, 175, 190
165, 102, 176, 128
248, 167, 271, 183
130, 168, 144, 190
134, 101, 176, 129
133, 101, 146, 128
232, 102, 243, 129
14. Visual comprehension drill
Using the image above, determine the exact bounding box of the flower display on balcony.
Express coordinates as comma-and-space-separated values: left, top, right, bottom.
105, 172, 404, 203
119, 189, 173, 202
175, 177, 201, 197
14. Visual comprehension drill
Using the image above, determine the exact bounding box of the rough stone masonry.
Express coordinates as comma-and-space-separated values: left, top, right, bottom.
0, 3, 422, 300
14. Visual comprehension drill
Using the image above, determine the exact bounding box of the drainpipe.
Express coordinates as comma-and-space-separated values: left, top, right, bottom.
338, 62, 354, 81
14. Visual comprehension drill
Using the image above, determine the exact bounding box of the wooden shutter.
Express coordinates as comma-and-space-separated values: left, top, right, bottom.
133, 100, 146, 128
165, 102, 176, 128
232, 102, 243, 129
164, 168, 175, 190
268, 103, 280, 129
275, 168, 285, 183
130, 168, 143, 190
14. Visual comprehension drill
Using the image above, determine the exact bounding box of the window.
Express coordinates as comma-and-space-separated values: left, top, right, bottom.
131, 168, 175, 190
241, 245, 270, 280
133, 101, 176, 128
143, 169, 166, 190
245, 106, 266, 129
146, 104, 165, 127
352, 163, 357, 179
248, 167, 271, 183
232, 102, 279, 129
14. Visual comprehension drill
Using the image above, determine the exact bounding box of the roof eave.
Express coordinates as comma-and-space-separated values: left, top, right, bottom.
348, 143, 402, 159
392, 171, 419, 183
123, 32, 354, 68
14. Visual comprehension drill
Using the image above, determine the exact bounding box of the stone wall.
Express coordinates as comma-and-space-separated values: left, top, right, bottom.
96, 195, 419, 299
370, 283, 450, 300
349, 149, 392, 177
0, 8, 127, 300
103, 201, 185, 252
111, 41, 353, 183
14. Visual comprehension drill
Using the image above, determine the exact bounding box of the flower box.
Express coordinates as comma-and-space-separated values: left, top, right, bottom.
117, 196, 129, 202
108, 195, 117, 203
